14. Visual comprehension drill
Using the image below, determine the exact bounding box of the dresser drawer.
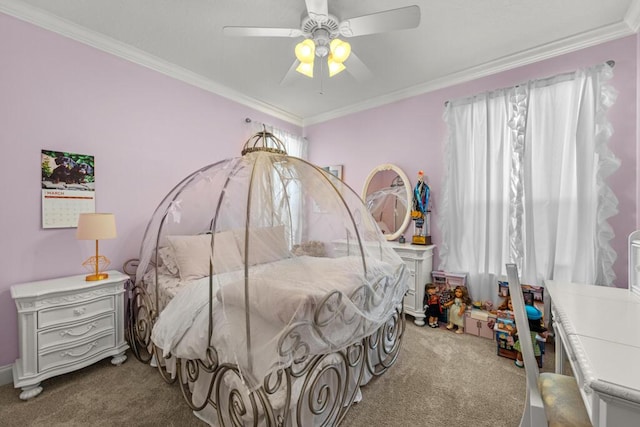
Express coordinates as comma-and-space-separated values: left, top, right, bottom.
38, 313, 115, 350
38, 296, 114, 329
38, 332, 115, 373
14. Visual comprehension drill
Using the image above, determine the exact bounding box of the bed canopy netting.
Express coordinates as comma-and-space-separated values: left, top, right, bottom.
128, 130, 408, 426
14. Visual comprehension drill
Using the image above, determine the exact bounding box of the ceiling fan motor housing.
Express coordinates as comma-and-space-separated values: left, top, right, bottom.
301, 15, 340, 58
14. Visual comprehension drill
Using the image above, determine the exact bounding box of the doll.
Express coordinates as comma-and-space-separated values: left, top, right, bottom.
513, 305, 548, 368
444, 285, 471, 334
425, 284, 441, 328
498, 295, 513, 312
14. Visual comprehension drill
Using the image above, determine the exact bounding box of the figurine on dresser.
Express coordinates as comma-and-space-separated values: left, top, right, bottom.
411, 170, 431, 245
444, 285, 471, 334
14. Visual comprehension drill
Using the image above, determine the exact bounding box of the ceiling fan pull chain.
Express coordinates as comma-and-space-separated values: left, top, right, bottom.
319, 60, 324, 95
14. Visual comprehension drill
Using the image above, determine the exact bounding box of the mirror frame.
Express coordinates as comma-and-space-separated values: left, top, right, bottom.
362, 164, 412, 241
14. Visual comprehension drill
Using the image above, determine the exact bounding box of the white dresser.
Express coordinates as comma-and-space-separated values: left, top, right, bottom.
11, 270, 129, 400
333, 240, 435, 326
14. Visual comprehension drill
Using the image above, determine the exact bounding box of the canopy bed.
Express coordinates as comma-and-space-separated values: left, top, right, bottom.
126, 131, 409, 426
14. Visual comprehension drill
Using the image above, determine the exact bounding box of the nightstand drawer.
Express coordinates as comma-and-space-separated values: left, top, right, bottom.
38, 296, 114, 329
38, 332, 115, 373
38, 313, 115, 350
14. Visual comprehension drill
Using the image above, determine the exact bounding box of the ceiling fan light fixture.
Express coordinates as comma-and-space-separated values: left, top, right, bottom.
295, 39, 315, 63
296, 61, 314, 78
330, 39, 351, 63
328, 55, 346, 77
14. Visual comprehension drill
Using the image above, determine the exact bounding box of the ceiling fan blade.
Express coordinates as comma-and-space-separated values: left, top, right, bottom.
345, 51, 373, 81
339, 5, 420, 37
280, 60, 301, 86
223, 26, 303, 37
305, 0, 329, 23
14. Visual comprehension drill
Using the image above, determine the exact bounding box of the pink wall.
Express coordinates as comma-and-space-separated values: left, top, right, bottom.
0, 12, 637, 370
0, 13, 300, 366
307, 35, 637, 289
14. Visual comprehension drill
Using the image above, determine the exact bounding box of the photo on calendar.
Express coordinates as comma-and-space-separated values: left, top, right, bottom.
41, 149, 96, 229
41, 150, 95, 190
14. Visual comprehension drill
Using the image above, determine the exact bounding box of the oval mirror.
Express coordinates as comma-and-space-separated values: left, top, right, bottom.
362, 164, 412, 241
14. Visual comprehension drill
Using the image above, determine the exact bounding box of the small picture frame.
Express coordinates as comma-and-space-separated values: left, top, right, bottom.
322, 165, 343, 180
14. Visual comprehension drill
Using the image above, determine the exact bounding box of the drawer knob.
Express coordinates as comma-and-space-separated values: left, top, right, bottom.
73, 307, 86, 316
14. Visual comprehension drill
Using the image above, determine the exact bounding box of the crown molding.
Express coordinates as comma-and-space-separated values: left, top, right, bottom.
304, 20, 636, 126
625, 0, 640, 32
0, 0, 303, 127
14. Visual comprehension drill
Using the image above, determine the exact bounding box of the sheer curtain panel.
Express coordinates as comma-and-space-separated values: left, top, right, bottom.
250, 122, 308, 244
439, 63, 619, 301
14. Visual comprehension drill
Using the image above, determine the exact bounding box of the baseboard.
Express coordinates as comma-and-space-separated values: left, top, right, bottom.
0, 364, 13, 386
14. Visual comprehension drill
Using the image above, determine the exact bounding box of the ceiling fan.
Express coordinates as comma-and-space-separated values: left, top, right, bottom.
223, 0, 421, 81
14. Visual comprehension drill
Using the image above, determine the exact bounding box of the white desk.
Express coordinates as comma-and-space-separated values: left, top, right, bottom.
545, 280, 640, 427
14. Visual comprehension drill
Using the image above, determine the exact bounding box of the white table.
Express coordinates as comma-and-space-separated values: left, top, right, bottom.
545, 280, 640, 427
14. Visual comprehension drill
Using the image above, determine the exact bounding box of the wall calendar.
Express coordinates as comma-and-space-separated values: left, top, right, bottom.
41, 150, 96, 228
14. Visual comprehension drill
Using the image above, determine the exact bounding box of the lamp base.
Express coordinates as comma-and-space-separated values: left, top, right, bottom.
85, 272, 109, 281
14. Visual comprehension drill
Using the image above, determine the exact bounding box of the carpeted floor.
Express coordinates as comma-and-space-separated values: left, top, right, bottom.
0, 319, 551, 426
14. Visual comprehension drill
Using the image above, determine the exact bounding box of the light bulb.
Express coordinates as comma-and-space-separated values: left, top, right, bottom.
330, 39, 351, 63
295, 39, 315, 63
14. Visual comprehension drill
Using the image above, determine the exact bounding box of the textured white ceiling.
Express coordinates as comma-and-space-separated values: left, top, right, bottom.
2, 0, 638, 125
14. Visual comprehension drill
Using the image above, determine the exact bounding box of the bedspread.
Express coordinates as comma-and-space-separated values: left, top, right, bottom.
150, 255, 406, 386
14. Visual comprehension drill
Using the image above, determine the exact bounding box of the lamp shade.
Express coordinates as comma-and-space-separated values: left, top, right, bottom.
328, 55, 346, 77
76, 213, 117, 240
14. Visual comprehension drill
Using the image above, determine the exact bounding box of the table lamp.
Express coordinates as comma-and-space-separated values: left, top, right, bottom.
76, 213, 117, 281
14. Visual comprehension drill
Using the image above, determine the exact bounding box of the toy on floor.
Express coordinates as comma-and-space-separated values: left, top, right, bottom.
425, 284, 441, 328
513, 305, 548, 368
444, 285, 471, 334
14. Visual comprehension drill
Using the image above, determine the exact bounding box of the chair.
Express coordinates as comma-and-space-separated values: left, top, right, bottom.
505, 264, 591, 427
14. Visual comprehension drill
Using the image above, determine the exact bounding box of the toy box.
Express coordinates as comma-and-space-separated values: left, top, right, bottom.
495, 310, 516, 358
432, 270, 468, 292
497, 281, 544, 306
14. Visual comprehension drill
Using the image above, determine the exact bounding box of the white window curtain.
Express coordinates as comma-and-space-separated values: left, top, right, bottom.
439, 63, 619, 301
250, 122, 308, 244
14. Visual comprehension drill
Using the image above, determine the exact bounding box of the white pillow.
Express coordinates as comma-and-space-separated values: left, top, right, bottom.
167, 231, 243, 281
234, 225, 290, 266
211, 231, 245, 274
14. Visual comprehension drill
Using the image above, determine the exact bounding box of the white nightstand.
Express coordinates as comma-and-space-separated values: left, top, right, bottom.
11, 270, 129, 400
388, 242, 435, 326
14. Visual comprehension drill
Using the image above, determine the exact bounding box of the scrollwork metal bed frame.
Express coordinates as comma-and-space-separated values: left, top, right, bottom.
124, 259, 405, 426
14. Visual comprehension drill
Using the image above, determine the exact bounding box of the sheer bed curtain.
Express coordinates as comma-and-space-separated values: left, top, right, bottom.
439, 63, 619, 301
251, 122, 309, 244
